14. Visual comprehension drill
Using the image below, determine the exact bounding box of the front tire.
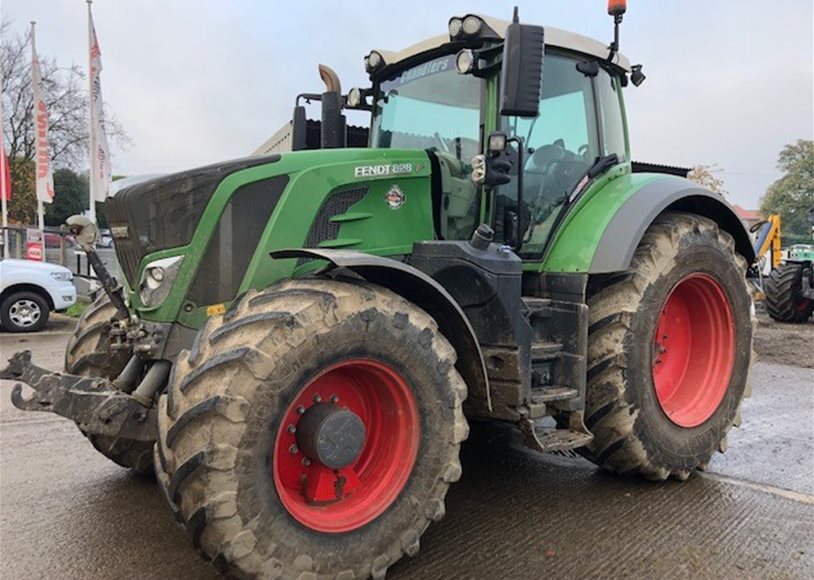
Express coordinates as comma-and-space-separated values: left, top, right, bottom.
155, 278, 468, 579
764, 262, 814, 323
583, 212, 753, 481
65, 294, 154, 475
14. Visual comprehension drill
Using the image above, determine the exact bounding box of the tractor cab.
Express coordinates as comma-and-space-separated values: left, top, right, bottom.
290, 12, 637, 255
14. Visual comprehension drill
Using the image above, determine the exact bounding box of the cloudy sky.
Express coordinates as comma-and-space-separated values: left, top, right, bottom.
2, 0, 812, 208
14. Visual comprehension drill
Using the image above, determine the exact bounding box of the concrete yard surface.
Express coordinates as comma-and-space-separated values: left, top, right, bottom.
1, 323, 812, 579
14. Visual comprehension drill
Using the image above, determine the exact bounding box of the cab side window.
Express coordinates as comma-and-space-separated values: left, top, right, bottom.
596, 68, 627, 160
500, 54, 600, 255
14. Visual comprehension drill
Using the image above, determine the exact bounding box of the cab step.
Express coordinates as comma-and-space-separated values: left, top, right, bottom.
518, 418, 594, 453
531, 386, 579, 404
531, 342, 563, 362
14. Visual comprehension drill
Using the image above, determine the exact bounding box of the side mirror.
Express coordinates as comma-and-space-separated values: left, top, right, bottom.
499, 20, 544, 117
65, 215, 98, 250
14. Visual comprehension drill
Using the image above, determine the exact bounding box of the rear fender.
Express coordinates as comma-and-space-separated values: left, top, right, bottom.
542, 174, 755, 274
271, 248, 491, 412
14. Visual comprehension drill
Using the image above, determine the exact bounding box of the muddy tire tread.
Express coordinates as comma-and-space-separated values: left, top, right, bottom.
155, 278, 468, 579
64, 294, 153, 475
583, 212, 753, 481
764, 262, 814, 323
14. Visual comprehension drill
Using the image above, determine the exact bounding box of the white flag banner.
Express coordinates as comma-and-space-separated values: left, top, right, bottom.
89, 9, 111, 201
31, 24, 55, 204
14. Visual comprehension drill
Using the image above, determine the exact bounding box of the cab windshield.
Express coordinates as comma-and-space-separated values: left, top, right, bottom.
371, 54, 483, 163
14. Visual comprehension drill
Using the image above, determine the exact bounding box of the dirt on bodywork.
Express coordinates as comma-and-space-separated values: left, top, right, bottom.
753, 311, 814, 368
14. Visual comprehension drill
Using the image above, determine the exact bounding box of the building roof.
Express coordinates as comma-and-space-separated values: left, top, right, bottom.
374, 15, 632, 73
732, 204, 761, 221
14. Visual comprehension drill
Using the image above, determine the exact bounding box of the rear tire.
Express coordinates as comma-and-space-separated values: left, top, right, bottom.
65, 294, 154, 475
1, 291, 49, 332
155, 278, 467, 579
583, 212, 753, 481
764, 262, 814, 323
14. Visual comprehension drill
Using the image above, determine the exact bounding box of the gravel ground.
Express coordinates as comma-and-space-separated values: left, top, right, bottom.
753, 311, 814, 368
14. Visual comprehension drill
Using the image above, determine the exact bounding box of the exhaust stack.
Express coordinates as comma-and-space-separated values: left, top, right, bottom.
318, 64, 346, 149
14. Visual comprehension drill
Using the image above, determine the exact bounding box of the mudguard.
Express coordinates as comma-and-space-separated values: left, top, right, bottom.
542, 173, 755, 274
271, 248, 491, 411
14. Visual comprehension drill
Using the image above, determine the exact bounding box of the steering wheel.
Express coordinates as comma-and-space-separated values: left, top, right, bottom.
526, 141, 566, 213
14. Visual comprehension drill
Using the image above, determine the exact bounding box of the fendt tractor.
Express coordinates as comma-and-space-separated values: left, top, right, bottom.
2, 4, 756, 579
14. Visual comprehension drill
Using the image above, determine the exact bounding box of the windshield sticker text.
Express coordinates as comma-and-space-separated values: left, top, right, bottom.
399, 56, 452, 84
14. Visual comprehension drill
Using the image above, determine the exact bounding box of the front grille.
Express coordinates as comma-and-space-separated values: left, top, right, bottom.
298, 187, 368, 267
303, 187, 368, 248
106, 198, 142, 285
105, 155, 281, 286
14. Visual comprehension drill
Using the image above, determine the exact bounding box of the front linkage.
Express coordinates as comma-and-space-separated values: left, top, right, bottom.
1, 216, 166, 442
1, 351, 157, 442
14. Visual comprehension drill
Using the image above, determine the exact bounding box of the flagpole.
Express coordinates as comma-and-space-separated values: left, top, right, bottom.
87, 0, 97, 225
0, 61, 8, 258
32, 21, 46, 240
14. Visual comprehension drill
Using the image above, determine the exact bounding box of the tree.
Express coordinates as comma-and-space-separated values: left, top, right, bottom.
759, 140, 814, 244
688, 164, 727, 196
45, 169, 88, 226
1, 21, 128, 223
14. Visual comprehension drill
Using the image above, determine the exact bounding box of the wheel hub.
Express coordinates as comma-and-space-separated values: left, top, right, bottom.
295, 403, 366, 469
273, 359, 420, 533
9, 300, 41, 327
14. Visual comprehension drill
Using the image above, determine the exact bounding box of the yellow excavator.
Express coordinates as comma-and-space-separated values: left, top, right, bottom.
749, 214, 782, 301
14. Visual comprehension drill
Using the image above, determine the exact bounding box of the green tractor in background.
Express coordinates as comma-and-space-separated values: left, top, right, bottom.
764, 209, 814, 322
2, 4, 756, 579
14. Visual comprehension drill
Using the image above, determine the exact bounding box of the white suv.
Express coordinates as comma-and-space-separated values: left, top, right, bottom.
0, 259, 77, 332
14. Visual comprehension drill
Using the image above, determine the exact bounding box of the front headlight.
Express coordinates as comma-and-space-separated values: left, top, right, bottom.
139, 256, 183, 307
50, 271, 73, 281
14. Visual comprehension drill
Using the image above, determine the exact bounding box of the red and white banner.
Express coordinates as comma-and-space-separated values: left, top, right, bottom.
89, 8, 111, 202
31, 23, 54, 205
1, 139, 10, 202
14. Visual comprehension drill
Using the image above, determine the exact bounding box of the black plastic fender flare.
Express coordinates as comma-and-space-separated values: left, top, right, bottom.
590, 178, 756, 273
271, 248, 491, 411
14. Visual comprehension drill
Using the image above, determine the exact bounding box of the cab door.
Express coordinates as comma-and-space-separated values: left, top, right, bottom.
494, 51, 628, 260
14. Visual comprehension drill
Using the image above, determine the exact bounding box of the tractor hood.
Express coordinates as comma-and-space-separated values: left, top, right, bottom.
107, 148, 435, 310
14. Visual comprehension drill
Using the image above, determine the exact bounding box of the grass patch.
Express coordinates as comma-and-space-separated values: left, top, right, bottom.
64, 302, 88, 318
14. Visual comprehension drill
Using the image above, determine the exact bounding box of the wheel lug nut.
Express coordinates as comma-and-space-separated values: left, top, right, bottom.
297, 406, 305, 415
331, 395, 339, 404
301, 457, 311, 467
287, 424, 296, 434
313, 394, 322, 403
289, 444, 298, 454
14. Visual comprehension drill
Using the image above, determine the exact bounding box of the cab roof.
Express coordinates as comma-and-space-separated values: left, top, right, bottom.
372, 15, 631, 74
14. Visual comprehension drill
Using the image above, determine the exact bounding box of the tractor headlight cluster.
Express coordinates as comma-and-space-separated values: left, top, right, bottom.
139, 255, 183, 308
346, 87, 363, 107
470, 154, 486, 185
364, 51, 385, 74
448, 15, 485, 40
456, 50, 476, 74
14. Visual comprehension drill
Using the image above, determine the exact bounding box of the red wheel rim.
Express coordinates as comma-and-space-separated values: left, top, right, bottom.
273, 359, 420, 533
652, 274, 736, 428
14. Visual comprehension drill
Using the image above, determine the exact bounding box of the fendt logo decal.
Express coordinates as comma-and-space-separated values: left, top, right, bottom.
354, 163, 413, 178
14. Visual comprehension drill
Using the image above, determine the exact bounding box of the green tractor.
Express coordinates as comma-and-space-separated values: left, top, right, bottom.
2, 5, 756, 579
764, 211, 814, 322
